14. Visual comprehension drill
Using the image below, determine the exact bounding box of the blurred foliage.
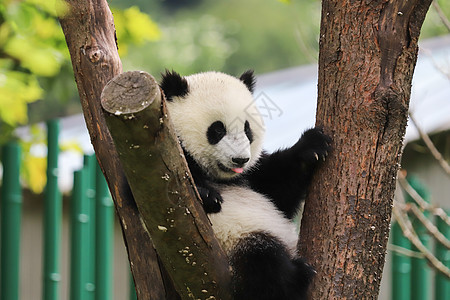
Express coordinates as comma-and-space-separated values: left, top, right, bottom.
27, 5, 160, 125
112, 6, 161, 56
0, 0, 158, 193
0, 0, 68, 137
125, 15, 240, 75
112, 0, 449, 79
422, 0, 450, 38
0, 0, 159, 133
117, 0, 321, 77
159, 0, 203, 12
16, 123, 84, 193
19, 124, 47, 193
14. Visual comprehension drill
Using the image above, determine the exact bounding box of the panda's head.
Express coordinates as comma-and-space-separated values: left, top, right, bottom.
161, 70, 265, 180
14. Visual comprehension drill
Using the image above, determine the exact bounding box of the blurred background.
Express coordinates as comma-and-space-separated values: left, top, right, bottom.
0, 1, 450, 300
1, 0, 449, 137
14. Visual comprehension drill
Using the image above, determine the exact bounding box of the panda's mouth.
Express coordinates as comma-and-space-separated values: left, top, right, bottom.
217, 162, 244, 174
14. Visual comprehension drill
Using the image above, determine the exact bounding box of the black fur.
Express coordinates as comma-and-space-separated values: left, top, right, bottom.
239, 70, 256, 93
230, 232, 315, 300
160, 70, 189, 101
245, 128, 331, 219
183, 150, 224, 213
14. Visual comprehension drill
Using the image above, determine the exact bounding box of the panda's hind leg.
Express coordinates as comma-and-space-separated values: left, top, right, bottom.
230, 232, 315, 300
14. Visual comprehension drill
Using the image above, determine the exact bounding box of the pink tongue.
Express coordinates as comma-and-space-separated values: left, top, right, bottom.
232, 168, 244, 174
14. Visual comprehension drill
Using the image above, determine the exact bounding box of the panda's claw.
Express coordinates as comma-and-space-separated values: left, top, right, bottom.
296, 128, 331, 163
197, 186, 223, 214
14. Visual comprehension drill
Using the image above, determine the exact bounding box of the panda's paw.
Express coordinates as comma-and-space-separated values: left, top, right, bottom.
197, 186, 223, 214
296, 127, 331, 165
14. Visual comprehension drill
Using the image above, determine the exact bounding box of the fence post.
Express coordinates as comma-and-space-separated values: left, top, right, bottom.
0, 142, 22, 300
391, 219, 411, 300
43, 119, 63, 300
406, 176, 431, 300
70, 168, 91, 300
95, 161, 114, 300
84, 154, 97, 298
434, 210, 449, 299
129, 270, 137, 300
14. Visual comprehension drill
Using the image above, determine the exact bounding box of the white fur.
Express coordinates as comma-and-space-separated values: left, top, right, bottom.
208, 185, 299, 257
166, 71, 265, 179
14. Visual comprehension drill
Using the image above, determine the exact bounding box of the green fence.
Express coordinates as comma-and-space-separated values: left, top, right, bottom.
1, 142, 22, 300
0, 120, 137, 300
1, 119, 449, 300
391, 177, 450, 300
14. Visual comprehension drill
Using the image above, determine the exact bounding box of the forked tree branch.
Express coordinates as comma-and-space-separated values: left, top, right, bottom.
409, 112, 450, 177
392, 206, 450, 279
59, 1, 230, 299
100, 71, 231, 299
396, 201, 450, 250
387, 244, 424, 259
398, 173, 450, 226
432, 0, 450, 32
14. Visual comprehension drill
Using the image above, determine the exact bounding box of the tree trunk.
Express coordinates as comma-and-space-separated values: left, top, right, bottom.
298, 1, 432, 299
100, 71, 231, 299
58, 2, 170, 298
58, 2, 231, 299
60, 2, 231, 298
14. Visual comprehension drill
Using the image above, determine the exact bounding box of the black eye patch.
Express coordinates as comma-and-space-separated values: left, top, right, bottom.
245, 120, 253, 143
207, 121, 227, 145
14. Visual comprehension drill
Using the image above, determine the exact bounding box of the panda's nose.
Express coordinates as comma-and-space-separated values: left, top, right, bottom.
232, 157, 250, 166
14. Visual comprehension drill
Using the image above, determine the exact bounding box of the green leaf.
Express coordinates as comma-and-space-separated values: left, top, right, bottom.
124, 6, 161, 43
0, 70, 43, 126
22, 154, 47, 193
5, 36, 63, 76
25, 0, 69, 17
112, 6, 161, 55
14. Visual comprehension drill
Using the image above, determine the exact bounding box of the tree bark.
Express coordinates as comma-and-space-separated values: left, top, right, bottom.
298, 1, 432, 299
59, 1, 174, 299
101, 71, 231, 299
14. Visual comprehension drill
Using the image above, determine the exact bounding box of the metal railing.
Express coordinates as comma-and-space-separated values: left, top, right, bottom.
1, 119, 448, 300
0, 120, 136, 300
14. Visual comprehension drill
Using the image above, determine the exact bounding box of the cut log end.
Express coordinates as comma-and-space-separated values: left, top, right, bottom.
101, 71, 161, 115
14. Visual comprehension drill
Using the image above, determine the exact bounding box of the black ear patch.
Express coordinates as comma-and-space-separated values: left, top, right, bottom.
160, 70, 189, 101
239, 70, 256, 94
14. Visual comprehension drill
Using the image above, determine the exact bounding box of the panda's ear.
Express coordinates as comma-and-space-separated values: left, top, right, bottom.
239, 70, 256, 94
160, 69, 189, 101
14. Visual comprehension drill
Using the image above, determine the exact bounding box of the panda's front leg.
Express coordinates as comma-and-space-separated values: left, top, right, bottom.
196, 183, 223, 214
288, 127, 331, 195
245, 127, 331, 219
293, 127, 331, 170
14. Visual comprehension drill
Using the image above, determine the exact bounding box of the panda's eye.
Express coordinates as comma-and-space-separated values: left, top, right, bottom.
207, 121, 226, 145
245, 120, 253, 143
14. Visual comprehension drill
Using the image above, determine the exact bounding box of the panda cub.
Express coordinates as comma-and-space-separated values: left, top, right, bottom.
160, 70, 330, 300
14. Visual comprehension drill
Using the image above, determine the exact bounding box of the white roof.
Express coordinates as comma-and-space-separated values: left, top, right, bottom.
257, 34, 450, 151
